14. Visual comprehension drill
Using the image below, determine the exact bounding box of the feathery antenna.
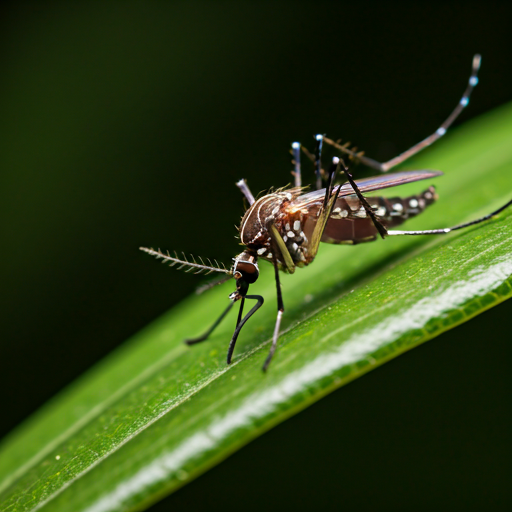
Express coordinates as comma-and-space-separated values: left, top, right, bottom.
139, 247, 232, 275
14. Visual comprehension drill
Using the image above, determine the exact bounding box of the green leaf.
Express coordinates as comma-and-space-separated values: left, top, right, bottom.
1, 103, 512, 512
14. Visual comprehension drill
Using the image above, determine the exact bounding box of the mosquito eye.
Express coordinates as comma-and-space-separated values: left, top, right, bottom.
236, 261, 259, 283
237, 262, 257, 274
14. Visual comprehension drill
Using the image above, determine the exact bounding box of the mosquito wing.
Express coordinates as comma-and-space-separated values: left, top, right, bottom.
294, 170, 443, 207
286, 170, 442, 254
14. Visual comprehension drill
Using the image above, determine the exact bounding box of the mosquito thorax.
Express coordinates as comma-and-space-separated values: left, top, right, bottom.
239, 188, 306, 264
239, 190, 298, 243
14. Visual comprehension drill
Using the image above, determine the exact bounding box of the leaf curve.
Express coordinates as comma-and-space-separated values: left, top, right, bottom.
1, 103, 512, 512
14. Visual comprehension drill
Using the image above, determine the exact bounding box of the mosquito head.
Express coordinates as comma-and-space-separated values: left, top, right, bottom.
229, 250, 259, 301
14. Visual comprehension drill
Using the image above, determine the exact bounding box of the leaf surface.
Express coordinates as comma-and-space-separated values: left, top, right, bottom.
1, 103, 512, 512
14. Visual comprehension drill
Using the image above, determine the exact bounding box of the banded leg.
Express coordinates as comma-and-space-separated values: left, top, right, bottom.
262, 249, 285, 372
324, 54, 481, 173
296, 137, 326, 189
314, 134, 324, 190
387, 197, 512, 236
341, 162, 388, 239
341, 158, 512, 238
291, 142, 302, 187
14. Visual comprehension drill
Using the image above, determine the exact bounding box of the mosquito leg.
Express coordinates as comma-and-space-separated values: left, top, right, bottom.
226, 297, 245, 361
288, 135, 325, 190
184, 301, 235, 345
262, 256, 285, 372
299, 141, 325, 186
322, 158, 341, 210
387, 197, 512, 236
236, 179, 255, 205
226, 294, 264, 364
314, 134, 324, 190
268, 223, 295, 273
340, 161, 389, 239
324, 54, 481, 173
306, 158, 343, 261
291, 142, 302, 188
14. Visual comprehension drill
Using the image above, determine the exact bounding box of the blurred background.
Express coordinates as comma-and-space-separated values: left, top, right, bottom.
0, 2, 511, 510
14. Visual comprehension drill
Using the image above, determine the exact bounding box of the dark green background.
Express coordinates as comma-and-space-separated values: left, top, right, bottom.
0, 3, 510, 510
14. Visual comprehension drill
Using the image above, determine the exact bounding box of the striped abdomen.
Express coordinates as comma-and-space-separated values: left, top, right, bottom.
319, 186, 437, 244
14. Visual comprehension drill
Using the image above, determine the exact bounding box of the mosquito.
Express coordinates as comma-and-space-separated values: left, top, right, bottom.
140, 54, 512, 371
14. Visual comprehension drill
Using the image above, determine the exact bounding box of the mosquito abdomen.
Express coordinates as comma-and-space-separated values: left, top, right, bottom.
320, 186, 438, 245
